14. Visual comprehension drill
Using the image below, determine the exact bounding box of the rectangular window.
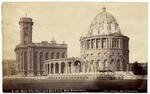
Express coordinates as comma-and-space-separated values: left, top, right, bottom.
102, 38, 106, 48
96, 38, 101, 48
45, 52, 49, 60
56, 52, 59, 58
91, 39, 95, 49
112, 38, 119, 48
51, 52, 54, 59
87, 40, 90, 49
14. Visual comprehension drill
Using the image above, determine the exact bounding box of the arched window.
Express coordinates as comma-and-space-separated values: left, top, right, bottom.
51, 52, 54, 59
61, 62, 65, 73
55, 63, 59, 74
56, 52, 59, 58
45, 52, 49, 60
74, 60, 81, 73
62, 53, 65, 58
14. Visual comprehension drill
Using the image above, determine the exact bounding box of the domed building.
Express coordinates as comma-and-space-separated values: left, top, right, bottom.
80, 7, 129, 72
15, 7, 134, 79
44, 7, 134, 79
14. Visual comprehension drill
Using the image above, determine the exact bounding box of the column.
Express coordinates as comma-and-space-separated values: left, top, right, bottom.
118, 38, 120, 49
82, 63, 85, 73
65, 62, 67, 74
90, 39, 92, 49
67, 63, 69, 74
27, 51, 31, 70
94, 38, 96, 49
71, 63, 73, 73
59, 63, 61, 74
19, 52, 22, 71
106, 38, 108, 48
110, 38, 112, 48
84, 40, 86, 50
107, 38, 110, 48
53, 63, 55, 74
31, 51, 34, 70
22, 51, 24, 71
37, 52, 40, 71
16, 52, 18, 71
48, 63, 52, 74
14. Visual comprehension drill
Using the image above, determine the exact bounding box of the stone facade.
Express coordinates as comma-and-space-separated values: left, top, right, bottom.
14, 17, 67, 76
15, 7, 130, 77
44, 7, 130, 76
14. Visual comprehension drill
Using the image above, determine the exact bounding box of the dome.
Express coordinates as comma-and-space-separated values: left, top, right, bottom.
88, 7, 121, 36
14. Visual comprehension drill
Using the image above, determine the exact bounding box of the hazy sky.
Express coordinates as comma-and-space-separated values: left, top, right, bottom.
2, 2, 148, 63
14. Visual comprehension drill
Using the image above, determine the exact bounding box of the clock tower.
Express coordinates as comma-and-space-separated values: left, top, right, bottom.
19, 17, 34, 45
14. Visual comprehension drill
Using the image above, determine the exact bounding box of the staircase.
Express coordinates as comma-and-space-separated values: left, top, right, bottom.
115, 71, 137, 79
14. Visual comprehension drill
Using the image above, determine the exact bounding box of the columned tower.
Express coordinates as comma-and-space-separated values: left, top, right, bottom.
19, 17, 34, 45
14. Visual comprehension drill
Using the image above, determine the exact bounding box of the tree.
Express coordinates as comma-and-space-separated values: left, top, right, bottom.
132, 61, 144, 75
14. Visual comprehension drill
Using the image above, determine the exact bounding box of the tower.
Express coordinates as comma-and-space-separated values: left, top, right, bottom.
19, 17, 34, 45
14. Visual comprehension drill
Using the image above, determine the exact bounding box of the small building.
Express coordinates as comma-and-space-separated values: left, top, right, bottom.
2, 60, 16, 76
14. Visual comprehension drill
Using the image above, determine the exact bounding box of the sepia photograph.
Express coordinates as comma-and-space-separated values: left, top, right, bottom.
2, 2, 148, 93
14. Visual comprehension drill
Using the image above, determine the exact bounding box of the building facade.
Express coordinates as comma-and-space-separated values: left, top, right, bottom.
14, 17, 67, 76
44, 7, 130, 76
15, 7, 131, 78
2, 60, 16, 76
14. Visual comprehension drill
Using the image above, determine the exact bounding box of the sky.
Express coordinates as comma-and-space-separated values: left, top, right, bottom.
2, 2, 148, 63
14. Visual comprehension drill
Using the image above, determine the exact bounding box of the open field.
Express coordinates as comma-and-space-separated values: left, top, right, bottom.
3, 78, 147, 93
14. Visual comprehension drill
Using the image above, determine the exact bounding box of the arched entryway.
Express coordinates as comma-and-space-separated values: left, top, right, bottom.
55, 63, 59, 74
61, 62, 65, 73
74, 60, 81, 73
123, 60, 127, 71
103, 60, 108, 70
110, 59, 116, 71
51, 63, 54, 74
96, 60, 100, 71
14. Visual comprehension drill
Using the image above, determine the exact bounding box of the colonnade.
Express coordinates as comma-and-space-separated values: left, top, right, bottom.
16, 50, 67, 76
45, 59, 127, 75
81, 37, 129, 50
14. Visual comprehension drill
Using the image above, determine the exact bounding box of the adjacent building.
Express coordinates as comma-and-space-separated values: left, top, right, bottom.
2, 60, 16, 76
14, 17, 67, 76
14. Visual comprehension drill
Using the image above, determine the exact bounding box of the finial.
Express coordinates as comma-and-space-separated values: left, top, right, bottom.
52, 36, 56, 42
25, 13, 27, 17
102, 6, 106, 12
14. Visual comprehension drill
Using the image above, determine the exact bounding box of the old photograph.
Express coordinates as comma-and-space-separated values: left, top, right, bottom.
2, 2, 148, 93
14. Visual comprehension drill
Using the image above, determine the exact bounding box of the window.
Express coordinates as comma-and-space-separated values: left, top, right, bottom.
56, 52, 59, 58
96, 38, 101, 48
87, 40, 90, 49
112, 38, 119, 48
45, 52, 49, 60
102, 38, 106, 48
91, 39, 95, 49
62, 53, 65, 58
51, 52, 54, 59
